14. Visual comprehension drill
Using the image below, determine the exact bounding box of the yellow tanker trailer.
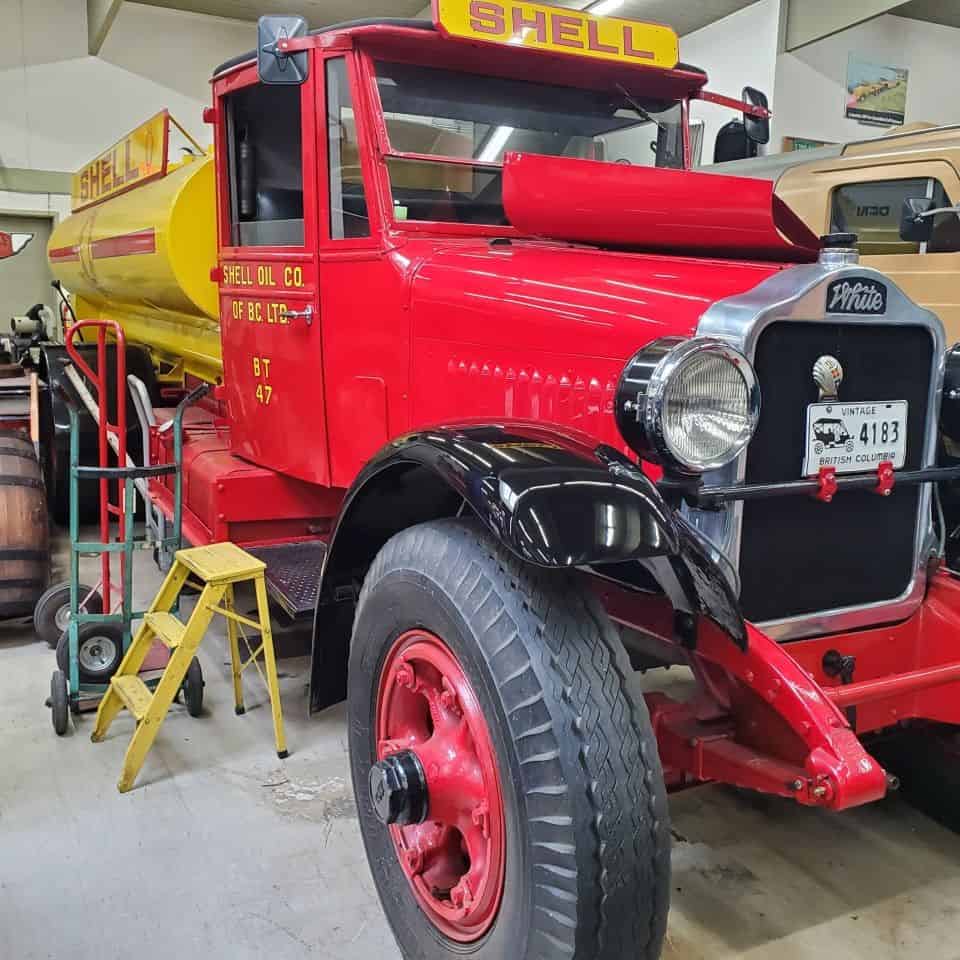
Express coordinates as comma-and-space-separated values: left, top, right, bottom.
47, 115, 220, 384
38, 112, 219, 521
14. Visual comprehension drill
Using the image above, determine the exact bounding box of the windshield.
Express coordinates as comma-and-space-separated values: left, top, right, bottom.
373, 60, 684, 226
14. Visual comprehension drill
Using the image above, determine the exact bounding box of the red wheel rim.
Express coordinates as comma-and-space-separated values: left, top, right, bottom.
376, 629, 506, 942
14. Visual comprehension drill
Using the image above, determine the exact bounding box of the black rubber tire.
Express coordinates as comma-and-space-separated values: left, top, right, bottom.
34, 582, 102, 648
347, 518, 670, 960
51, 670, 68, 736
56, 622, 123, 683
183, 657, 204, 717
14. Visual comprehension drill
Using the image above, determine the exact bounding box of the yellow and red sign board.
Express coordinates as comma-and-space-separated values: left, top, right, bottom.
432, 0, 679, 69
71, 110, 169, 212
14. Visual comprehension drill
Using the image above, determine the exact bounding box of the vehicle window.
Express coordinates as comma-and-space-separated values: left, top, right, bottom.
225, 83, 303, 247
830, 177, 960, 255
373, 60, 683, 226
327, 58, 370, 239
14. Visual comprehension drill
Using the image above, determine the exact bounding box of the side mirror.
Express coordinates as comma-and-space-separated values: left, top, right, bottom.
900, 197, 936, 243
257, 15, 309, 85
742, 86, 770, 146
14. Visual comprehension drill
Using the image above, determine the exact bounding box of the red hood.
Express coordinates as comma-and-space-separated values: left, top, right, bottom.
502, 152, 820, 262
405, 238, 789, 447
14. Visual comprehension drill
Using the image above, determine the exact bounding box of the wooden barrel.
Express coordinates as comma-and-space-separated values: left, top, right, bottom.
0, 435, 48, 618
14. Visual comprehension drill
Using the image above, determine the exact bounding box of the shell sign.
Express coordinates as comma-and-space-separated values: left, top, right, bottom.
71, 110, 169, 211
0, 232, 33, 260
432, 0, 679, 69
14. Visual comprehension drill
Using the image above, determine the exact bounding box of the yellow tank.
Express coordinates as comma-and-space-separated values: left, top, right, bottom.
48, 153, 221, 383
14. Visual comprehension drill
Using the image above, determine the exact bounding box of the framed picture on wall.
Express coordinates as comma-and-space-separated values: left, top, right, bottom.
845, 55, 909, 126
782, 137, 836, 152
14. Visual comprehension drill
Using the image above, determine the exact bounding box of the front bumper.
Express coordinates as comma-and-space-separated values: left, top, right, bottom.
604, 564, 960, 812
661, 459, 960, 509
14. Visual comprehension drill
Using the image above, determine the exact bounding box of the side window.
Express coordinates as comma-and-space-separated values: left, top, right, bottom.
326, 58, 370, 239
226, 84, 304, 247
830, 177, 960, 255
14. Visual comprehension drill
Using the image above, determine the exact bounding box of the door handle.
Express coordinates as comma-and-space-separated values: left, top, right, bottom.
280, 305, 313, 326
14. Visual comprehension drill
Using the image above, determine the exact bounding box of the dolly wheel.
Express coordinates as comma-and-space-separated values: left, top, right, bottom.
34, 583, 102, 649
57, 623, 123, 684
183, 658, 204, 717
349, 519, 671, 959
51, 670, 68, 736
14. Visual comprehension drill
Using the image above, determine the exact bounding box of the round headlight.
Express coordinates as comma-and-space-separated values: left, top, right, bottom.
615, 338, 760, 474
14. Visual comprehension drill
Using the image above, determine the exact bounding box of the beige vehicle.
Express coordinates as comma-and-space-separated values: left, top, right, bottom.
713, 123, 960, 341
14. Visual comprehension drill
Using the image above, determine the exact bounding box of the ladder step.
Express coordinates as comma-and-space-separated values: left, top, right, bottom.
111, 675, 153, 721
144, 611, 186, 649
175, 543, 265, 583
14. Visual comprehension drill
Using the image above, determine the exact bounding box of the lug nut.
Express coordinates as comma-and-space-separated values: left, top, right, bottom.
472, 800, 490, 838
396, 663, 416, 689
439, 676, 459, 713
450, 879, 473, 909
404, 848, 423, 875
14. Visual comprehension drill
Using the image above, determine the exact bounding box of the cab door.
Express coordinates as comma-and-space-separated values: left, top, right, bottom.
216, 65, 330, 485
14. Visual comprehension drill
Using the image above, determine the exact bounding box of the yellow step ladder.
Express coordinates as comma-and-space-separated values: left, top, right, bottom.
92, 542, 288, 793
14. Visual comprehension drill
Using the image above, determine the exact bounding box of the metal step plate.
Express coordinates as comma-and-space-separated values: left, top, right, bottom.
248, 541, 327, 619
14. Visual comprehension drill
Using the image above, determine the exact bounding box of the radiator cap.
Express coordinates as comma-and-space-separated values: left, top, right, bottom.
819, 233, 859, 266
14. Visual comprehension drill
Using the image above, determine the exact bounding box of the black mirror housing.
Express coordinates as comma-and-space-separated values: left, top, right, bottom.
742, 86, 770, 145
900, 197, 936, 243
257, 15, 309, 85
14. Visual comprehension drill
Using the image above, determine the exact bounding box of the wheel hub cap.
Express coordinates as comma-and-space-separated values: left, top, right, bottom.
79, 635, 116, 673
376, 630, 506, 943
369, 750, 429, 826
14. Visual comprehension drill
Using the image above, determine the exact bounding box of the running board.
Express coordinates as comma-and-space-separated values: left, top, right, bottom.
248, 541, 327, 619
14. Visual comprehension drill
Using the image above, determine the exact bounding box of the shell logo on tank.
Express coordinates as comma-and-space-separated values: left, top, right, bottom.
432, 0, 679, 69
0, 232, 33, 261
71, 111, 169, 212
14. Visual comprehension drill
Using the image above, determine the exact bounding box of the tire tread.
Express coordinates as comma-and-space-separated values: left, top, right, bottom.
359, 519, 669, 960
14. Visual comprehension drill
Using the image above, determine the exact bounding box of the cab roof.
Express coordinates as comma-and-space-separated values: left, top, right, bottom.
212, 16, 708, 97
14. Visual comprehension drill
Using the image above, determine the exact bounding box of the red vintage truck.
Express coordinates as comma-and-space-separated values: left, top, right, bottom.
39, 2, 960, 958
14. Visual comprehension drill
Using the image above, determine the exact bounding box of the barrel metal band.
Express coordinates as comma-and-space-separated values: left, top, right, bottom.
0, 578, 46, 590
0, 549, 46, 562
0, 601, 35, 617
0, 446, 37, 461
0, 476, 43, 490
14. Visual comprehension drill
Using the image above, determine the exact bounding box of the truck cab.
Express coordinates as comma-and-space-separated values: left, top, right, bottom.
209, 12, 770, 490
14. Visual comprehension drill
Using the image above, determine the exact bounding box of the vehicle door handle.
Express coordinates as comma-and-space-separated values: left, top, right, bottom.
280, 305, 313, 326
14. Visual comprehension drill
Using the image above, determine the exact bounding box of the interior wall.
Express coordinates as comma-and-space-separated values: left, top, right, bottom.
0, 0, 250, 177
773, 13, 960, 147
681, 0, 781, 165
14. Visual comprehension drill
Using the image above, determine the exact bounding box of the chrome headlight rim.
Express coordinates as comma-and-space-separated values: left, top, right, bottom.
644, 338, 760, 474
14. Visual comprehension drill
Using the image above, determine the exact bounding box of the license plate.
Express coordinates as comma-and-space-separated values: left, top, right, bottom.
802, 400, 908, 477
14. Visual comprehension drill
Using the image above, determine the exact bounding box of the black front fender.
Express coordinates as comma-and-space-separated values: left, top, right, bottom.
332, 424, 680, 573
310, 423, 747, 711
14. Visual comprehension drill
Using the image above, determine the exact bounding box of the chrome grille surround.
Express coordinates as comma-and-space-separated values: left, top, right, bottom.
687, 261, 946, 641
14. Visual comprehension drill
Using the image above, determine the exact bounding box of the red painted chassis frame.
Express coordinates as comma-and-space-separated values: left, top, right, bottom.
137, 19, 960, 813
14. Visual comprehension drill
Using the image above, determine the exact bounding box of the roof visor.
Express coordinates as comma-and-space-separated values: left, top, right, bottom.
432, 0, 679, 69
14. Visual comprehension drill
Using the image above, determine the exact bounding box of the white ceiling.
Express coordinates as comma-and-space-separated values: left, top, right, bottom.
118, 0, 759, 35
590, 0, 759, 38
131, 0, 427, 26
893, 0, 960, 29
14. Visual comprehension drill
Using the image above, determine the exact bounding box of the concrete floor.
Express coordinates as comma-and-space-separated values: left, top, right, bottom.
3, 533, 960, 959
